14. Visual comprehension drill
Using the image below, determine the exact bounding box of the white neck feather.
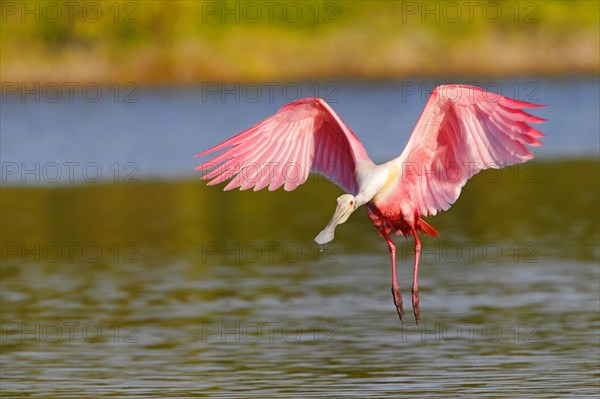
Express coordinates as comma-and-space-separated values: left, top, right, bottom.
353, 161, 393, 207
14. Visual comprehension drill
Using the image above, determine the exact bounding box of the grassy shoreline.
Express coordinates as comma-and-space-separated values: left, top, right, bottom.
1, 1, 598, 85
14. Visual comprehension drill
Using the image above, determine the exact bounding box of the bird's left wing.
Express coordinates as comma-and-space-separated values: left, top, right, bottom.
394, 84, 545, 217
196, 98, 373, 194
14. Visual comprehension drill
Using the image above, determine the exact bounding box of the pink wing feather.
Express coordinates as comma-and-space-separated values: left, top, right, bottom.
396, 84, 545, 217
195, 98, 372, 194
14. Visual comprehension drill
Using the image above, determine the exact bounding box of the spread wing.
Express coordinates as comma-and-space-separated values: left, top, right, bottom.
395, 84, 545, 216
196, 98, 373, 194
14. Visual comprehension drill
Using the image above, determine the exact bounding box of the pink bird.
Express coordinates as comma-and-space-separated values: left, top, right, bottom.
196, 84, 544, 324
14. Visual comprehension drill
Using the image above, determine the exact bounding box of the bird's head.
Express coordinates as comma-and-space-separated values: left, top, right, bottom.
314, 194, 357, 245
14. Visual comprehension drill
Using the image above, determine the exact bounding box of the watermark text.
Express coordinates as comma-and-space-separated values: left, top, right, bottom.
200, 321, 339, 342
2, 321, 139, 343
2, 82, 139, 103
1, 241, 140, 264
201, 241, 339, 264
400, 321, 540, 343
2, 162, 140, 184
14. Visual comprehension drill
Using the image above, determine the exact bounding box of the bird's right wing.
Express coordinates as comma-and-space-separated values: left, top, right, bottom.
196, 98, 373, 194
394, 84, 545, 217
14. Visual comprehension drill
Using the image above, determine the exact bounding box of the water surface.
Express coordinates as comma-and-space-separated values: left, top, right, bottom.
1, 78, 598, 184
1, 79, 599, 398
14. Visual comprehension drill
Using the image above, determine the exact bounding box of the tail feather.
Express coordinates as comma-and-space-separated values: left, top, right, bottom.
418, 217, 439, 237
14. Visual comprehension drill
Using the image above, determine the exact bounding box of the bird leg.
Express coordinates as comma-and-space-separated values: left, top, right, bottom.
411, 227, 422, 325
381, 229, 404, 322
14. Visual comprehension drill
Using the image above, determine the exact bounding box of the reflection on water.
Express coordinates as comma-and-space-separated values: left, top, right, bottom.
1, 160, 599, 397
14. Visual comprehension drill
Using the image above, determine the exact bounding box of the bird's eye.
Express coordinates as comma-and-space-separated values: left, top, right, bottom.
349, 200, 354, 206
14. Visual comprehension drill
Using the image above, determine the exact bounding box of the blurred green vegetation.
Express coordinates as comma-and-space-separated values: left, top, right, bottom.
1, 0, 598, 84
1, 160, 598, 267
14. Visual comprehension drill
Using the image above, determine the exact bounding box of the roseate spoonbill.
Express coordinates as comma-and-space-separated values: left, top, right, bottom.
196, 84, 544, 323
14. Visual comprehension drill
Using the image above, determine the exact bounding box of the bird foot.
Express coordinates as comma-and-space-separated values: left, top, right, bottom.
391, 286, 404, 322
412, 288, 420, 325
